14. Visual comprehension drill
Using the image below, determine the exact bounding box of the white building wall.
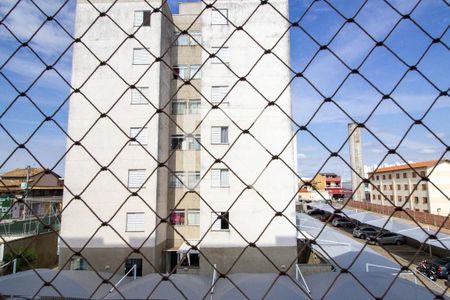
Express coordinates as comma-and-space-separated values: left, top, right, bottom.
199, 0, 297, 248
428, 162, 450, 215
62, 0, 169, 250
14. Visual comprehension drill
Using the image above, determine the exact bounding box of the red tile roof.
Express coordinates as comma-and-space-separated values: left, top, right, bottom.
370, 160, 448, 174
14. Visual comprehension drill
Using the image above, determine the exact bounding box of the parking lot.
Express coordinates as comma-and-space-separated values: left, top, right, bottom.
307, 211, 449, 294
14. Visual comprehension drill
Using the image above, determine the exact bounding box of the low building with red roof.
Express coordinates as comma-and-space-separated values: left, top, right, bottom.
368, 159, 450, 215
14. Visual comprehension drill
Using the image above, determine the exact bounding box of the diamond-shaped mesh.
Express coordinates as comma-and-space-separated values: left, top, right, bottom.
0, 0, 449, 299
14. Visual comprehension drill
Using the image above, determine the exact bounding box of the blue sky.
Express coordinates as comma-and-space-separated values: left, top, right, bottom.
0, 0, 448, 179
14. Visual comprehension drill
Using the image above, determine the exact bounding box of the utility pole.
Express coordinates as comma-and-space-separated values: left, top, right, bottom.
22, 165, 30, 220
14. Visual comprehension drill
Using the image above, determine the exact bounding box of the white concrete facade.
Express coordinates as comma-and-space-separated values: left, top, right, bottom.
61, 0, 172, 271
198, 0, 297, 249
61, 0, 298, 274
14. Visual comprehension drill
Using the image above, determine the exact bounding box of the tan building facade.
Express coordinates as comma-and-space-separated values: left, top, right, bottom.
369, 160, 450, 215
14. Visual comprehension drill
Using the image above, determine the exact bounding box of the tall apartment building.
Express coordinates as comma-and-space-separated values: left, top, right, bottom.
60, 0, 297, 276
369, 160, 450, 215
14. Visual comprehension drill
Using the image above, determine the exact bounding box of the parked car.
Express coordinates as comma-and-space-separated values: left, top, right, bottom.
352, 226, 380, 239
307, 208, 325, 216
431, 257, 450, 279
332, 217, 354, 228
320, 213, 341, 223
367, 232, 405, 245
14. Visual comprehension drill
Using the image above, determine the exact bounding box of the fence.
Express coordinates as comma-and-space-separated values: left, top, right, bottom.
0, 0, 449, 299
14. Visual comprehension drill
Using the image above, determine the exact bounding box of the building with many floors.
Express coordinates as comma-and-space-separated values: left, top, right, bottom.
369, 160, 450, 215
60, 0, 297, 276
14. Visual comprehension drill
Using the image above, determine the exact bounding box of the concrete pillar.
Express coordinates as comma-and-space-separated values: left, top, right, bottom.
348, 123, 365, 202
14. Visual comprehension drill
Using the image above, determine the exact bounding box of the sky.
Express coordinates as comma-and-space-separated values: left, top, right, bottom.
0, 0, 448, 180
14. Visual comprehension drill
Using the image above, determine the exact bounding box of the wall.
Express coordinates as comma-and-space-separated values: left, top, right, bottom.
346, 200, 450, 229
61, 0, 170, 272
1, 232, 58, 271
199, 0, 297, 250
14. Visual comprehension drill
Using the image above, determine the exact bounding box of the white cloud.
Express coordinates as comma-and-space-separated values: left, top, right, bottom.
297, 153, 307, 159
419, 148, 439, 155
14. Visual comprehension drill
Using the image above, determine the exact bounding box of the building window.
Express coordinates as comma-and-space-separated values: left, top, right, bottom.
376, 175, 379, 180
126, 212, 145, 232
390, 195, 394, 201
125, 258, 143, 277
413, 184, 417, 190
404, 184, 408, 190
397, 184, 401, 190
134, 11, 151, 27
412, 172, 417, 178
414, 197, 419, 204
170, 135, 185, 150
189, 99, 201, 114
420, 171, 425, 177
396, 173, 400, 179
128, 169, 146, 189
187, 135, 201, 151
174, 31, 202, 46
424, 209, 429, 213
211, 169, 229, 187
131, 87, 149, 105
187, 209, 200, 226
211, 8, 228, 25
389, 185, 393, 190
170, 209, 186, 225
377, 185, 380, 190
423, 197, 428, 204
421, 184, 427, 191
382, 175, 386, 180
173, 65, 188, 79
211, 47, 230, 64
169, 172, 185, 188
190, 31, 202, 45
403, 172, 407, 178
133, 48, 151, 65
383, 185, 386, 190
398, 196, 402, 202
190, 65, 201, 79
174, 32, 190, 45
188, 171, 201, 188
211, 126, 229, 144
388, 174, 392, 179
172, 100, 187, 115
377, 195, 381, 200
171, 135, 200, 151
129, 127, 148, 146
70, 256, 87, 270
211, 212, 229, 230
211, 86, 229, 104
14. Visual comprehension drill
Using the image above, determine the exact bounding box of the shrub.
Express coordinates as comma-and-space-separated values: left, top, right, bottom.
3, 248, 37, 272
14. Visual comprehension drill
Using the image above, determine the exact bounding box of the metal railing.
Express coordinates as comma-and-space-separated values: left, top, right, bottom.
295, 264, 311, 296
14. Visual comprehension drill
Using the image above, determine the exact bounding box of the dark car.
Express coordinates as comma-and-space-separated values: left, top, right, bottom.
367, 232, 405, 245
432, 257, 450, 279
307, 208, 325, 215
320, 213, 341, 223
332, 217, 354, 228
352, 226, 380, 239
